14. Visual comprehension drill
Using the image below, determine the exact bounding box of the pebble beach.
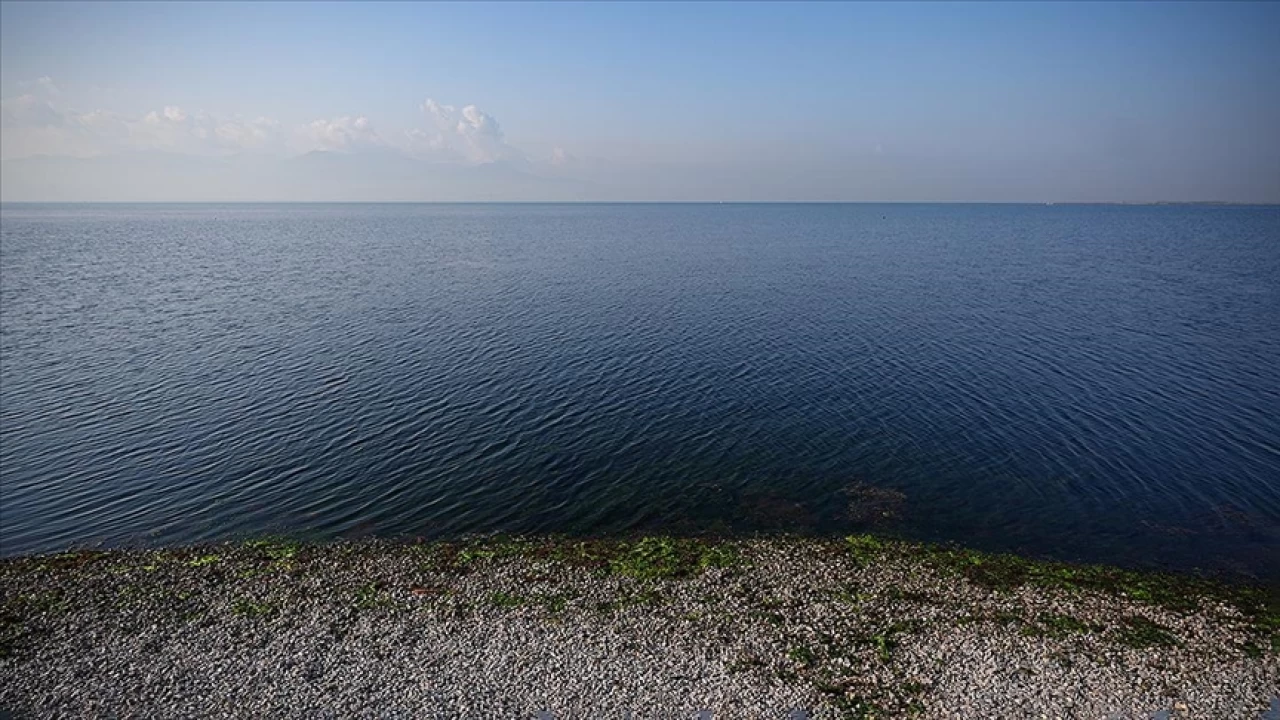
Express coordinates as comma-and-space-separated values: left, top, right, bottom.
2, 535, 1277, 719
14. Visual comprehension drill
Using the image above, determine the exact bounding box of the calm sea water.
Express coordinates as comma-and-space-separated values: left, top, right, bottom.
1, 203, 1277, 577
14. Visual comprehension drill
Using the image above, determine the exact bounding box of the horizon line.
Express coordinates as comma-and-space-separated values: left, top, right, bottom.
3, 200, 1276, 207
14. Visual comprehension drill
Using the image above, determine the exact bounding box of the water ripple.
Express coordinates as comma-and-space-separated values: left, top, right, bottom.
2, 203, 1278, 577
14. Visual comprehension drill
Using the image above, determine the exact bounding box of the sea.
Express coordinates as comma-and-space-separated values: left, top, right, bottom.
1, 203, 1277, 578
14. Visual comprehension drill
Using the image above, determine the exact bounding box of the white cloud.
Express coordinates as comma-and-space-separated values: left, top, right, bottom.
292, 115, 382, 153
2, 104, 291, 159
2, 79, 538, 167
1, 78, 299, 158
124, 105, 286, 155
0, 94, 65, 128
75, 109, 125, 132
549, 147, 575, 166
73, 109, 132, 145
21, 76, 60, 97
135, 105, 201, 150
216, 116, 282, 151
1, 76, 66, 131
406, 99, 518, 164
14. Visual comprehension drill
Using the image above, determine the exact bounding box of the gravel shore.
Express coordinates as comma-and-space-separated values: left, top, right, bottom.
2, 535, 1277, 719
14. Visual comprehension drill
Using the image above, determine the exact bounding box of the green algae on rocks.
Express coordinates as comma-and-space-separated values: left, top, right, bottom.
2, 535, 1277, 718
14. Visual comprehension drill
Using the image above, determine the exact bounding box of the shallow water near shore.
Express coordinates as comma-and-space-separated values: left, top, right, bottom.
1, 203, 1277, 578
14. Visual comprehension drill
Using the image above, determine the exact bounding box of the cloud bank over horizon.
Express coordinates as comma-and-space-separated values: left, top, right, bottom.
4, 72, 1278, 204
5, 76, 1275, 204
0, 80, 536, 163
0, 81, 592, 201
2, 2, 1277, 203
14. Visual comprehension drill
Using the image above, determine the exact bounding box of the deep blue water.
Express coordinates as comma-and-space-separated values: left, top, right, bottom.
1, 203, 1277, 578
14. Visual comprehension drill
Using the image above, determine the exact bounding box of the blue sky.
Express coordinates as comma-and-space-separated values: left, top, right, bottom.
2, 1, 1277, 201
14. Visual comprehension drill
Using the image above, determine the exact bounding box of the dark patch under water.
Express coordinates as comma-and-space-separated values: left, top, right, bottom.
1, 203, 1277, 578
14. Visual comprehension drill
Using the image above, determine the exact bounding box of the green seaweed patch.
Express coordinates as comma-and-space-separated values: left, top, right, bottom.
844, 534, 887, 566
908, 540, 1269, 619
420, 535, 742, 579
454, 537, 530, 566
830, 586, 872, 606
23, 550, 109, 573
831, 695, 887, 720
607, 537, 740, 580
594, 587, 668, 613
3, 590, 67, 618
787, 645, 818, 665
353, 582, 389, 610
1112, 616, 1179, 648
487, 591, 527, 609
244, 537, 304, 565
881, 587, 938, 605
1228, 587, 1280, 655
846, 619, 927, 664
231, 598, 276, 619
1020, 613, 1098, 639
872, 620, 922, 663
906, 539, 1280, 651
0, 591, 64, 658
421, 535, 542, 572
540, 592, 574, 614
